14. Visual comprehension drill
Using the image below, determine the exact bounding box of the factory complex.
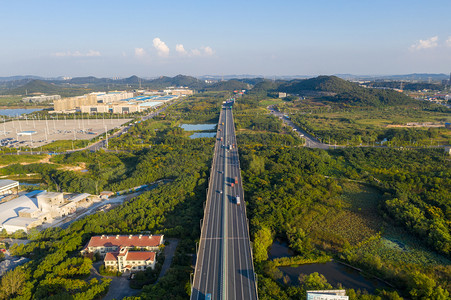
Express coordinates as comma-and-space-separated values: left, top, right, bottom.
0, 179, 95, 233
53, 89, 192, 114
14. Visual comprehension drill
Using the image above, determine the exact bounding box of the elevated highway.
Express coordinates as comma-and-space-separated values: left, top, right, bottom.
191, 105, 258, 300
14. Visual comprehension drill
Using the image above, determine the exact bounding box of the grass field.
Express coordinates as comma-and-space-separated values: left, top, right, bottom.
307, 181, 450, 268
0, 153, 47, 165
40, 139, 90, 151
278, 103, 451, 146
0, 95, 52, 107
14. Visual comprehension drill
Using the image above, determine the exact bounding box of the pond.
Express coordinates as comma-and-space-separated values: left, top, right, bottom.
269, 241, 388, 293
278, 261, 388, 293
0, 108, 43, 117
19, 182, 40, 186
180, 124, 216, 131
268, 239, 295, 259
189, 132, 216, 139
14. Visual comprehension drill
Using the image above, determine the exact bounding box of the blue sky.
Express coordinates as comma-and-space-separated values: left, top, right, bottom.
1, 0, 450, 77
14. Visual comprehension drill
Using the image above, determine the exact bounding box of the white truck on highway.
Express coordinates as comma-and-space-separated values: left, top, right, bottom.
236, 195, 240, 205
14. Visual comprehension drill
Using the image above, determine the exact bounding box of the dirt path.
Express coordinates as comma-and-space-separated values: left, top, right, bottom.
0, 155, 86, 172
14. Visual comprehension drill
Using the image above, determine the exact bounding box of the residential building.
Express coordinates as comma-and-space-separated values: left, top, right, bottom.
104, 247, 156, 272
81, 234, 164, 256
81, 234, 164, 273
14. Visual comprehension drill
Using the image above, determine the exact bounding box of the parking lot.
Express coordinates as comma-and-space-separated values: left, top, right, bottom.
0, 118, 132, 148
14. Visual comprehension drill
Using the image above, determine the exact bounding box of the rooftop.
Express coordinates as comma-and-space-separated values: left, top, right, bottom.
68, 193, 91, 203
3, 216, 38, 227
86, 234, 163, 249
0, 179, 19, 189
25, 190, 46, 198
126, 251, 155, 261
104, 252, 119, 261
0, 195, 39, 225
37, 192, 63, 198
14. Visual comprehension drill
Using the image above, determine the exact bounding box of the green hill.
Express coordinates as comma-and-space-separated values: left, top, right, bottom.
251, 79, 281, 93
277, 75, 357, 94
3, 80, 90, 97
276, 76, 417, 106
148, 75, 205, 89
206, 80, 249, 91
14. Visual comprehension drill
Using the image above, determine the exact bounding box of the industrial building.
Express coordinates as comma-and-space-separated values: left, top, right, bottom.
0, 179, 19, 196
80, 95, 178, 114
53, 91, 133, 112
54, 94, 98, 112
22, 95, 61, 103
54, 91, 178, 114
163, 88, 193, 96
0, 191, 92, 233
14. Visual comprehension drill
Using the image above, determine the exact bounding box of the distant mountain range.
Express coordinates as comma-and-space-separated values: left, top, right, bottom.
0, 74, 448, 108
0, 73, 449, 83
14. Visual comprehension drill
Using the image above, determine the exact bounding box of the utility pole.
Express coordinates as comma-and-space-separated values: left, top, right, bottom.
105, 126, 108, 149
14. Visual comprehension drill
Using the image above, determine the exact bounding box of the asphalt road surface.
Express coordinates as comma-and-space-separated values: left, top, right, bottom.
191, 105, 257, 300
268, 106, 331, 150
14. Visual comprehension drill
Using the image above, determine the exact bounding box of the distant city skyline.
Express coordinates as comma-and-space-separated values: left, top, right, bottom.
1, 0, 450, 77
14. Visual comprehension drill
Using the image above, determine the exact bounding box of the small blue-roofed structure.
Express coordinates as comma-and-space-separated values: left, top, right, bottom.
17, 131, 37, 136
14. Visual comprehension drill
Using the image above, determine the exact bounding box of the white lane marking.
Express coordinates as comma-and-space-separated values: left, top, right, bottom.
196, 110, 224, 300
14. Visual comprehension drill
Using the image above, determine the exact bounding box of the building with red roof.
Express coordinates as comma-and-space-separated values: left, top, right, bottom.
104, 247, 156, 272
81, 234, 164, 256
81, 234, 163, 273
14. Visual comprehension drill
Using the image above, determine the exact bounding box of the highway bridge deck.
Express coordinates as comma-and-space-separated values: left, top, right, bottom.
191, 105, 258, 300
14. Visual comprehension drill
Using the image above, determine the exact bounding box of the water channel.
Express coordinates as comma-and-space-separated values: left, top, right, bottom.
189, 132, 216, 139
179, 124, 216, 131
0, 108, 43, 117
180, 123, 217, 139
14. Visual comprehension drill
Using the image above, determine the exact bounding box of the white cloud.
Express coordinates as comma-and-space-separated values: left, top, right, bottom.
410, 36, 438, 50
175, 44, 188, 55
191, 49, 201, 56
53, 50, 101, 57
175, 44, 214, 57
85, 50, 101, 57
446, 37, 451, 48
134, 48, 146, 57
202, 46, 214, 56
153, 38, 170, 57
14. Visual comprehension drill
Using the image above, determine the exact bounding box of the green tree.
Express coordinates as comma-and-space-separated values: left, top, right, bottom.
0, 267, 29, 300
253, 226, 273, 263
300, 272, 332, 290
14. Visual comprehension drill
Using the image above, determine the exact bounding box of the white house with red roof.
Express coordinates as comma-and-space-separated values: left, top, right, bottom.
81, 234, 164, 256
81, 234, 164, 273
104, 247, 156, 272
